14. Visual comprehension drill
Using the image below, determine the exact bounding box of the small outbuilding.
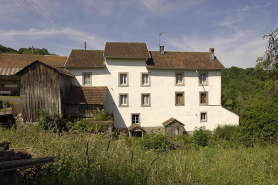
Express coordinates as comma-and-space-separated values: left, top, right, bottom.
162, 117, 185, 137
16, 60, 74, 122
66, 86, 107, 118
128, 124, 146, 137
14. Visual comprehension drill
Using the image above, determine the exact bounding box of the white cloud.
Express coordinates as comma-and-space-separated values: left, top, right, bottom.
167, 30, 267, 68
235, 2, 277, 12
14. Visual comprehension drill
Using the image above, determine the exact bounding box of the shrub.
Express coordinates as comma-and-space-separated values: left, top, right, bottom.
39, 110, 67, 132
193, 126, 211, 147
94, 108, 111, 121
239, 100, 278, 146
140, 134, 174, 152
173, 134, 194, 147
71, 119, 110, 133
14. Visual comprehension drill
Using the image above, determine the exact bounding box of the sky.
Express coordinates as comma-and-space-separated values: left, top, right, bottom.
0, 0, 277, 68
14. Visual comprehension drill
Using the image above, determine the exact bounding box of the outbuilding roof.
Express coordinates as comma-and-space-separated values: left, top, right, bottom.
128, 124, 146, 132
162, 117, 185, 127
0, 53, 67, 68
66, 50, 105, 68
67, 86, 107, 105
104, 42, 150, 58
147, 51, 225, 70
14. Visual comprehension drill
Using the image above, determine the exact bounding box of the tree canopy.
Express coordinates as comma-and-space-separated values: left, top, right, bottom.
0, 44, 54, 55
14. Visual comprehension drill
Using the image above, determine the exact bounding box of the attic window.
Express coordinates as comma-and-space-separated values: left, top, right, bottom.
175, 72, 184, 86
199, 73, 208, 85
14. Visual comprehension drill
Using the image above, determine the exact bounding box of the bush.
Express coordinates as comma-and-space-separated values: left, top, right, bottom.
173, 134, 194, 147
95, 108, 111, 121
39, 111, 67, 132
193, 126, 211, 147
240, 100, 278, 146
140, 134, 174, 152
72, 119, 110, 133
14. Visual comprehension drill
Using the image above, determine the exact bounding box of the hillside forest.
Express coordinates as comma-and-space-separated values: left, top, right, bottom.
0, 44, 54, 55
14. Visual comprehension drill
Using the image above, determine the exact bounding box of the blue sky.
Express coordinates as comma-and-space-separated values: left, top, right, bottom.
0, 0, 277, 68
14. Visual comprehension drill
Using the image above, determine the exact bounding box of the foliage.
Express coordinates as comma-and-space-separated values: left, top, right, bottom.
17, 47, 54, 55
69, 119, 110, 133
94, 108, 111, 121
256, 29, 278, 80
193, 126, 211, 147
240, 100, 278, 146
140, 133, 174, 152
1, 126, 278, 184
0, 44, 17, 53
38, 111, 67, 132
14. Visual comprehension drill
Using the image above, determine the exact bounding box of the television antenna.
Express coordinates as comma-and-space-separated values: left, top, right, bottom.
159, 32, 164, 49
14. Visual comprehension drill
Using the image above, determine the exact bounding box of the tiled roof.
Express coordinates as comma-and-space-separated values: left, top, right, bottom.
162, 117, 184, 127
0, 53, 67, 68
67, 86, 107, 105
104, 42, 150, 58
16, 60, 74, 77
66, 50, 105, 68
0, 67, 21, 75
128, 124, 146, 132
147, 51, 225, 70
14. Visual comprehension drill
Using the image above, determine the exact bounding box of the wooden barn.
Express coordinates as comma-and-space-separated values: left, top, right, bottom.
0, 53, 67, 95
162, 117, 185, 137
66, 86, 107, 118
16, 60, 73, 122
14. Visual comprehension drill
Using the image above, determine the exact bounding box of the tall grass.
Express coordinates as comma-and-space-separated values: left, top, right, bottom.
1, 126, 278, 184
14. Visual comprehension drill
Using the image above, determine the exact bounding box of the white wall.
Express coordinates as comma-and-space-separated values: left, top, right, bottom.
68, 58, 239, 132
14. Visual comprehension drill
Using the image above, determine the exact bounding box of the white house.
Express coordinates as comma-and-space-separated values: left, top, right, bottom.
65, 42, 239, 136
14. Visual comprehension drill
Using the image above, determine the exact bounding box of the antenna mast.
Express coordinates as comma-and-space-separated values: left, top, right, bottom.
159, 32, 164, 49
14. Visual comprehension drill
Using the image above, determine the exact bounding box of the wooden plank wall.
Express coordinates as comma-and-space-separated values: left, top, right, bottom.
20, 63, 61, 122
58, 74, 72, 116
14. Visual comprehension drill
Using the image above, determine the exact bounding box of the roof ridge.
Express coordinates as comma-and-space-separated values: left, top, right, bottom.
72, 49, 104, 51
105, 42, 147, 44
150, 51, 209, 53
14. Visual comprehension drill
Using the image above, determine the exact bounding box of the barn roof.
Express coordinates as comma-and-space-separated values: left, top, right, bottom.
147, 51, 225, 70
104, 42, 150, 58
0, 53, 67, 68
67, 86, 107, 105
66, 50, 105, 68
162, 117, 185, 127
16, 60, 74, 77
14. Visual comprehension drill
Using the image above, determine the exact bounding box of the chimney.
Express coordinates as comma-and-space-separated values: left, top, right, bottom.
84, 42, 87, 50
209, 48, 215, 60
160, 46, 165, 55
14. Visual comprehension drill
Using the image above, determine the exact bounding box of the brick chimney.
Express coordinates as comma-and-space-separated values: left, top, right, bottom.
160, 46, 165, 55
209, 48, 215, 61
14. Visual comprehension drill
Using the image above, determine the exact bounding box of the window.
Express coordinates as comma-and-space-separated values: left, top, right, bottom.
200, 92, 208, 105
175, 92, 184, 106
119, 94, 128, 107
119, 72, 128, 86
200, 112, 207, 122
132, 114, 140, 124
199, 73, 208, 85
82, 72, 92, 86
141, 72, 151, 86
141, 93, 151, 107
175, 72, 184, 86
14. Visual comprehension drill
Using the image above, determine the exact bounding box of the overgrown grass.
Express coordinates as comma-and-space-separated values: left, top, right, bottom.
1, 126, 278, 184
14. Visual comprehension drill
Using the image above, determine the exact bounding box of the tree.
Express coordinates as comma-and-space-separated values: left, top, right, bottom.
256, 29, 278, 79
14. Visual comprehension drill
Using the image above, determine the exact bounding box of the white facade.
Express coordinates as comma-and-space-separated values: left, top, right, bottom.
69, 58, 239, 132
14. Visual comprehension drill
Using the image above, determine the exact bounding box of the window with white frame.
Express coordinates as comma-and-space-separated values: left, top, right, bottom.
141, 73, 150, 86
119, 73, 128, 86
132, 114, 140, 124
141, 93, 150, 107
199, 73, 208, 85
119, 94, 128, 107
83, 72, 91, 86
200, 92, 208, 105
175, 72, 184, 85
200, 112, 207, 122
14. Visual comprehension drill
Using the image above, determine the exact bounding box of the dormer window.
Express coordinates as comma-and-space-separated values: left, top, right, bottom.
119, 72, 129, 87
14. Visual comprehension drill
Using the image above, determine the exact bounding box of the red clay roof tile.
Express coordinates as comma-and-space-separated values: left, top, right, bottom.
66, 50, 105, 67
